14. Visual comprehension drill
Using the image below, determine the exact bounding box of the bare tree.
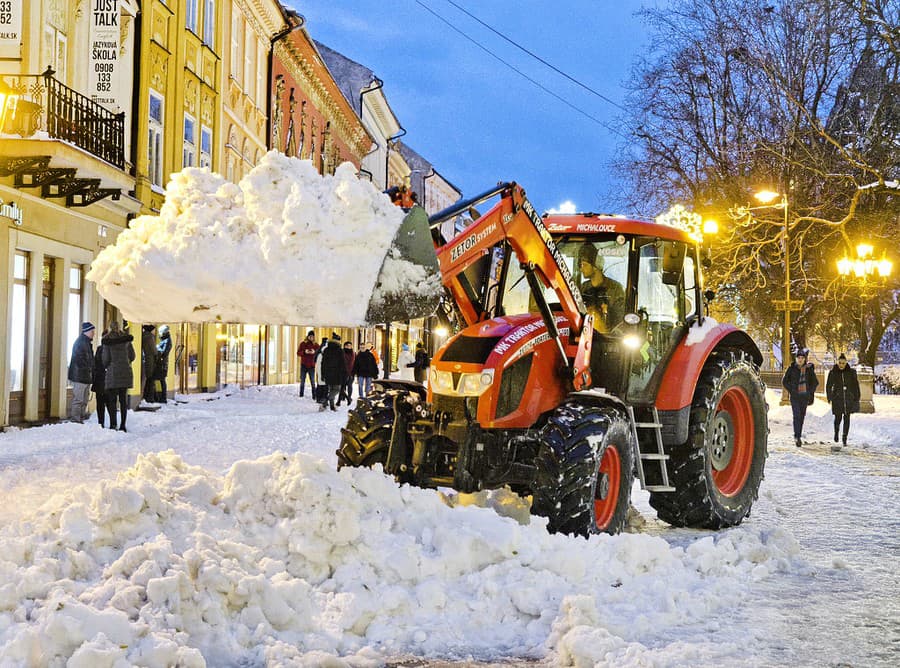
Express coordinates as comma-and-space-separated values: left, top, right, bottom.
616, 0, 899, 364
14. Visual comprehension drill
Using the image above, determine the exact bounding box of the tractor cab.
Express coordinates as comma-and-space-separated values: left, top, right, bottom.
501, 216, 703, 404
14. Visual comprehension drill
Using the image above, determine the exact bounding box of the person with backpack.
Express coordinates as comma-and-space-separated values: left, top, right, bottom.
413, 342, 430, 384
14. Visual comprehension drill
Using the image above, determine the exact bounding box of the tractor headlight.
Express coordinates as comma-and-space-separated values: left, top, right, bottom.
431, 369, 455, 393
623, 334, 642, 350
458, 369, 494, 396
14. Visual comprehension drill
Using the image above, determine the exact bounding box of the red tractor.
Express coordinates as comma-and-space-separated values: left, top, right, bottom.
339, 183, 767, 535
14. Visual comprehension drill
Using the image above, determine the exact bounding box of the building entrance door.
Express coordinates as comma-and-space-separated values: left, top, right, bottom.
38, 258, 54, 420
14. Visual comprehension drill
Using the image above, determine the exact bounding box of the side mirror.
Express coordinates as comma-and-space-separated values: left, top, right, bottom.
704, 289, 715, 302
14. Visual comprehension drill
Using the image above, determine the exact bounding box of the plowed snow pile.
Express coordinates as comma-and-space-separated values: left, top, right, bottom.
87, 152, 440, 326
0, 449, 801, 666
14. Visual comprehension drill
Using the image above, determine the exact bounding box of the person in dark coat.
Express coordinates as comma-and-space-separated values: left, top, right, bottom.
67, 322, 95, 423
141, 324, 157, 403
319, 333, 347, 411
155, 325, 173, 403
102, 321, 136, 431
413, 342, 430, 384
826, 353, 860, 449
91, 331, 112, 427
338, 341, 356, 406
782, 348, 819, 447
352, 342, 380, 397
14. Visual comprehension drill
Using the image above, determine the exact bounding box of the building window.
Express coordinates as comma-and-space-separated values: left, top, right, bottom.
244, 32, 255, 102
67, 266, 82, 370
148, 91, 164, 186
183, 114, 196, 168
200, 125, 212, 168
231, 11, 242, 86
10, 252, 29, 392
203, 0, 215, 46
186, 0, 199, 33
43, 27, 67, 83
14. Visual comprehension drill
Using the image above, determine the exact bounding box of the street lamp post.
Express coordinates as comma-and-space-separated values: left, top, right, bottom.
752, 190, 793, 371
836, 243, 893, 363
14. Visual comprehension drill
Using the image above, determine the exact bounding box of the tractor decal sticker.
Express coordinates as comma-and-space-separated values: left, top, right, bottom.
494, 317, 569, 356
576, 223, 617, 232
507, 326, 571, 363
450, 222, 498, 262
522, 199, 586, 312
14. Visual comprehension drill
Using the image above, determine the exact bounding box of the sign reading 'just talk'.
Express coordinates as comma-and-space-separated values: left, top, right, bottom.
88, 0, 121, 110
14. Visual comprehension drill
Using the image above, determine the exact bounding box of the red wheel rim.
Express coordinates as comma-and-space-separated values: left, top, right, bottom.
594, 444, 621, 530
711, 386, 754, 496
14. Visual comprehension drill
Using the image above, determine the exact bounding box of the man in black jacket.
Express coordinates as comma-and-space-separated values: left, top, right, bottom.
782, 348, 819, 447
67, 322, 95, 423
826, 353, 860, 449
319, 333, 347, 411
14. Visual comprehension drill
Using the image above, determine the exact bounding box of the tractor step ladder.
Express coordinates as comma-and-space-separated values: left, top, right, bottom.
627, 405, 676, 492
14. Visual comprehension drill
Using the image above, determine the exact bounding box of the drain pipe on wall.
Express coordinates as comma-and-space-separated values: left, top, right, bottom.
266, 11, 305, 149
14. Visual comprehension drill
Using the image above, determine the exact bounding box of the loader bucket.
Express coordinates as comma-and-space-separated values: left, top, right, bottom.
87, 152, 443, 327
365, 204, 443, 324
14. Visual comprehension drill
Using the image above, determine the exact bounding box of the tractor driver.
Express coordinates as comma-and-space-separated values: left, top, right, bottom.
578, 243, 626, 333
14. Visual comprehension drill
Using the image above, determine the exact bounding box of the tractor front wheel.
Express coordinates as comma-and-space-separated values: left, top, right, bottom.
532, 401, 634, 536
337, 390, 399, 470
650, 352, 768, 529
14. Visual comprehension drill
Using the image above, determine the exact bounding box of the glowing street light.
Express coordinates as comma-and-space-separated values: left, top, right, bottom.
0, 79, 21, 133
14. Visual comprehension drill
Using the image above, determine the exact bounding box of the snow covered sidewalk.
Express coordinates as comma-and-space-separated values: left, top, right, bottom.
0, 386, 897, 666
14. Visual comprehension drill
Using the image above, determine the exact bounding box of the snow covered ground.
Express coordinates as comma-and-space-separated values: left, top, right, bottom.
0, 386, 897, 667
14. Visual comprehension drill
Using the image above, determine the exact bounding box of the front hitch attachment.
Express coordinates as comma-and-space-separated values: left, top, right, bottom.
385, 394, 412, 478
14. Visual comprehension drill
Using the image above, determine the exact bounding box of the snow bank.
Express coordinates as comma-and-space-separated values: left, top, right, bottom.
87, 153, 438, 327
0, 448, 802, 666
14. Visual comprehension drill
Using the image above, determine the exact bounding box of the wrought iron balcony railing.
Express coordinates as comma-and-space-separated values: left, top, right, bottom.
1, 68, 125, 170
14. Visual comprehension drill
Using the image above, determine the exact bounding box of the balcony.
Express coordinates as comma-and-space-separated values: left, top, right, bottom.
0, 68, 131, 208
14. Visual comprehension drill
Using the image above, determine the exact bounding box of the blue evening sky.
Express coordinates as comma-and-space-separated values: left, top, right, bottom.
289, 1, 659, 216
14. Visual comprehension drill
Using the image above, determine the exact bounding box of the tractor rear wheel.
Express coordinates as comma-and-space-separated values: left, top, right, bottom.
337, 390, 398, 470
649, 352, 767, 529
531, 400, 634, 536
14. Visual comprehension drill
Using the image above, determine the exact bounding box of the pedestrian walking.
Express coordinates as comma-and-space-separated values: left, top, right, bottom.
141, 324, 157, 403
413, 342, 430, 384
352, 342, 379, 398
296, 330, 319, 398
782, 348, 819, 447
92, 330, 112, 427
67, 322, 95, 423
338, 341, 356, 406
398, 343, 415, 381
319, 333, 347, 411
155, 324, 173, 403
826, 353, 860, 450
102, 321, 136, 432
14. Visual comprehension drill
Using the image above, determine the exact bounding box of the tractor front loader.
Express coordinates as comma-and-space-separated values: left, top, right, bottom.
338, 183, 768, 536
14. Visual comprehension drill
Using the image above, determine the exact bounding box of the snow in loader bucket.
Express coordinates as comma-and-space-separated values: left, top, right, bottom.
88, 152, 443, 326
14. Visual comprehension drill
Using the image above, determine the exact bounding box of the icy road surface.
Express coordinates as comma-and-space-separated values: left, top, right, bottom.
0, 386, 897, 666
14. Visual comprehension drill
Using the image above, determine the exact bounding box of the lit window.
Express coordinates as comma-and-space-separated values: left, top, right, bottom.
148, 91, 164, 186
67, 266, 83, 372
183, 115, 196, 168
231, 12, 242, 85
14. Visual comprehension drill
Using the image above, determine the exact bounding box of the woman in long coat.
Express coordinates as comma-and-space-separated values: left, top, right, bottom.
102, 321, 135, 431
826, 353, 860, 447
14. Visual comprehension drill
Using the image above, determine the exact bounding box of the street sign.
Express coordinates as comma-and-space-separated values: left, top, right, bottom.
772, 299, 803, 311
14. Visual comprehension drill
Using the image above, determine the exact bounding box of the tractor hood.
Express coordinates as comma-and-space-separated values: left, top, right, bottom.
436, 313, 571, 370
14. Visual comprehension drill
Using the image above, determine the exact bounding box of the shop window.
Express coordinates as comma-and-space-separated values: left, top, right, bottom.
66, 265, 82, 369
203, 0, 215, 46
10, 252, 29, 392
183, 114, 196, 168
148, 91, 164, 187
